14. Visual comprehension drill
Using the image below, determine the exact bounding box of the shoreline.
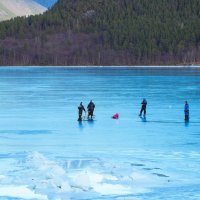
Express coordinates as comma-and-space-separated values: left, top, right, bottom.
0, 65, 200, 69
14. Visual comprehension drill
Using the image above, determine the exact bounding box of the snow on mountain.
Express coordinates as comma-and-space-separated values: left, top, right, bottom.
0, 0, 47, 21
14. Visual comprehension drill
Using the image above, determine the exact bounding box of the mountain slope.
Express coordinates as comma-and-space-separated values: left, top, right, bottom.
0, 0, 46, 21
0, 0, 200, 66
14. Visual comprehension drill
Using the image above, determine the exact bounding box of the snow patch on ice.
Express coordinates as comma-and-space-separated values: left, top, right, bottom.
94, 183, 132, 195
0, 152, 164, 199
28, 152, 71, 193
0, 185, 47, 199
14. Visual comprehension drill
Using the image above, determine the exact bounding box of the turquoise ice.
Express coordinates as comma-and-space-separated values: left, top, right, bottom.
0, 67, 199, 200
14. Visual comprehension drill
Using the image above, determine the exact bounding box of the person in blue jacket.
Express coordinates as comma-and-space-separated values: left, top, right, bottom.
139, 98, 147, 117
184, 101, 189, 122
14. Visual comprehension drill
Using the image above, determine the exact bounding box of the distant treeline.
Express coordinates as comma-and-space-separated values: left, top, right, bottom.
0, 0, 200, 65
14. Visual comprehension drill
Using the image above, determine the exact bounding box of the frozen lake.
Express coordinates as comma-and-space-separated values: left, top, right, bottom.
0, 67, 200, 200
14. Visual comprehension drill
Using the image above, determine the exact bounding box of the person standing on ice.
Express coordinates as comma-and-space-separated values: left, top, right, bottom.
139, 98, 147, 117
184, 101, 189, 122
87, 100, 95, 119
78, 102, 86, 121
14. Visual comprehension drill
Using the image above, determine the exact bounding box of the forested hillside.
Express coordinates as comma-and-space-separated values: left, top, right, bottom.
0, 0, 200, 66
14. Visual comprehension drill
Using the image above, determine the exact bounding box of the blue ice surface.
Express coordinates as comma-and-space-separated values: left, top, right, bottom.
0, 67, 199, 200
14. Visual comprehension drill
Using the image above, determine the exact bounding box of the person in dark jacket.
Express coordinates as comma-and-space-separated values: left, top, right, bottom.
139, 98, 147, 117
184, 101, 189, 122
87, 100, 95, 119
78, 102, 86, 121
